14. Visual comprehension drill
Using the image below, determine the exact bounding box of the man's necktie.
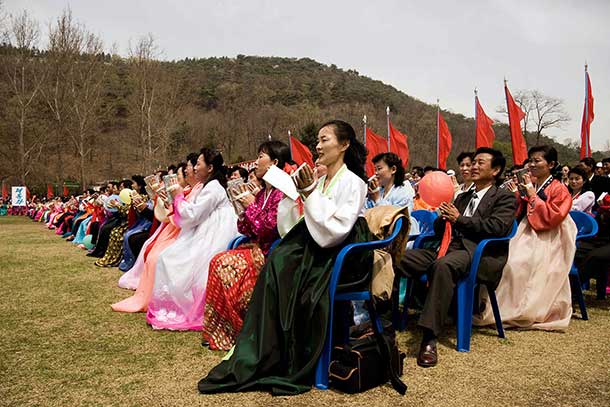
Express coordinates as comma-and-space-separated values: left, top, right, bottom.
465, 192, 478, 217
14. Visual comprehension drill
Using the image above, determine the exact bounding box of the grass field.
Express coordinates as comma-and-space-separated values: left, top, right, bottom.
1, 216, 609, 406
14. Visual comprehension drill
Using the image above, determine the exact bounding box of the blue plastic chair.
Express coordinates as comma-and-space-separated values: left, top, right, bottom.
314, 218, 406, 391
227, 234, 249, 250
393, 210, 437, 331
455, 220, 518, 351
568, 211, 599, 321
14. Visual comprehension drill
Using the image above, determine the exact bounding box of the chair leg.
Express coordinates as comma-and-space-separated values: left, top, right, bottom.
399, 278, 413, 332
456, 281, 474, 352
486, 285, 505, 338
570, 272, 588, 321
314, 299, 336, 390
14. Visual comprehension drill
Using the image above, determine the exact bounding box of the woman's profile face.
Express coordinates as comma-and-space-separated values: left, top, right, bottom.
195, 154, 211, 183
255, 151, 276, 179
315, 126, 348, 167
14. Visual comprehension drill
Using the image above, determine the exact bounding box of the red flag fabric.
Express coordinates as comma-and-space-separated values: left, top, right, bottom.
63, 185, 69, 197
365, 128, 388, 178
289, 135, 314, 168
475, 96, 496, 148
580, 70, 594, 159
504, 85, 528, 165
437, 112, 452, 170
1, 182, 7, 200
389, 122, 410, 168
47, 184, 54, 199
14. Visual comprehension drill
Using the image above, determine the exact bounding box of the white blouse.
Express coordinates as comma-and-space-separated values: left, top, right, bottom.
277, 164, 367, 248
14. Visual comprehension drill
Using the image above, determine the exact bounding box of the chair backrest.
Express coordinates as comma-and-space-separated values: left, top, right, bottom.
569, 210, 599, 240
411, 210, 437, 235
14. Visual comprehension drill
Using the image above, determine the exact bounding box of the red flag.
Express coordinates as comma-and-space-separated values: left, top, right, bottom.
475, 96, 495, 148
437, 112, 452, 170
365, 127, 388, 177
1, 182, 7, 200
389, 122, 410, 168
289, 135, 314, 168
47, 184, 54, 199
580, 69, 594, 159
63, 184, 69, 197
504, 84, 528, 165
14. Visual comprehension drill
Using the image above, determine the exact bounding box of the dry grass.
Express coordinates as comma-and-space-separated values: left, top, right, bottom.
0, 216, 609, 407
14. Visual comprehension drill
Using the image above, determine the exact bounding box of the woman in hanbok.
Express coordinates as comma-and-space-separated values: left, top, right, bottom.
112, 155, 199, 312
118, 176, 153, 272
198, 119, 373, 395
475, 145, 577, 330
146, 148, 238, 330
202, 141, 288, 350
567, 166, 595, 214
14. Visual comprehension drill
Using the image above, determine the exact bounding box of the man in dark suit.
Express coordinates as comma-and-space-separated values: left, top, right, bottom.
395, 147, 516, 367
580, 157, 610, 200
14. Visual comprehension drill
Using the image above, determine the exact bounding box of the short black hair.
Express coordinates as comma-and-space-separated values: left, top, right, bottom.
602, 157, 610, 165
474, 147, 506, 181
372, 152, 406, 188
423, 166, 437, 173
411, 166, 424, 178
528, 145, 558, 166
186, 153, 199, 167
121, 179, 133, 189
230, 166, 248, 182
579, 156, 596, 168
456, 152, 475, 165
567, 165, 592, 193
167, 164, 178, 173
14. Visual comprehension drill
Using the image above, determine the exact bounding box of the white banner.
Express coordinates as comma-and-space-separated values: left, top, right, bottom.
11, 186, 26, 206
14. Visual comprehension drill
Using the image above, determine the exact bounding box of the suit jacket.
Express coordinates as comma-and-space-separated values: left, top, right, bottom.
434, 184, 517, 288
590, 175, 610, 200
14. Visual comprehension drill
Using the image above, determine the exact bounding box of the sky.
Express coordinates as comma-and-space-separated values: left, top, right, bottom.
6, 0, 610, 151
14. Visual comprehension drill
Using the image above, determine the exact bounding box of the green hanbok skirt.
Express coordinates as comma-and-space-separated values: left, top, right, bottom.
198, 217, 373, 395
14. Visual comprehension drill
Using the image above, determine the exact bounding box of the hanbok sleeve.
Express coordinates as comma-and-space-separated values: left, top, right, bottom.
172, 181, 225, 229
303, 175, 367, 248
238, 189, 283, 244
571, 191, 595, 213
526, 181, 572, 231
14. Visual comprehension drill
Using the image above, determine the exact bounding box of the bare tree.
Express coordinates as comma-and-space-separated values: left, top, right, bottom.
1, 10, 47, 185
43, 8, 107, 190
68, 31, 106, 190
497, 89, 570, 145
127, 33, 159, 173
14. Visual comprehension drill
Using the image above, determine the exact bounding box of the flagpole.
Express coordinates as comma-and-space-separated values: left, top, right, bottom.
386, 106, 391, 152
474, 88, 478, 149
584, 63, 590, 157
288, 130, 293, 159
436, 99, 440, 168
363, 114, 367, 145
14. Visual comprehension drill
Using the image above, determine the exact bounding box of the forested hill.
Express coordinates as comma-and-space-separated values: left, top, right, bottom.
0, 52, 590, 192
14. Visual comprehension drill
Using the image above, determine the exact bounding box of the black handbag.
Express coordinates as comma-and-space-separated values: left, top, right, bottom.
329, 321, 406, 394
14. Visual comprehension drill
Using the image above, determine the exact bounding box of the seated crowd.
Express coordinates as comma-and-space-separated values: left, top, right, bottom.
19, 120, 610, 395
